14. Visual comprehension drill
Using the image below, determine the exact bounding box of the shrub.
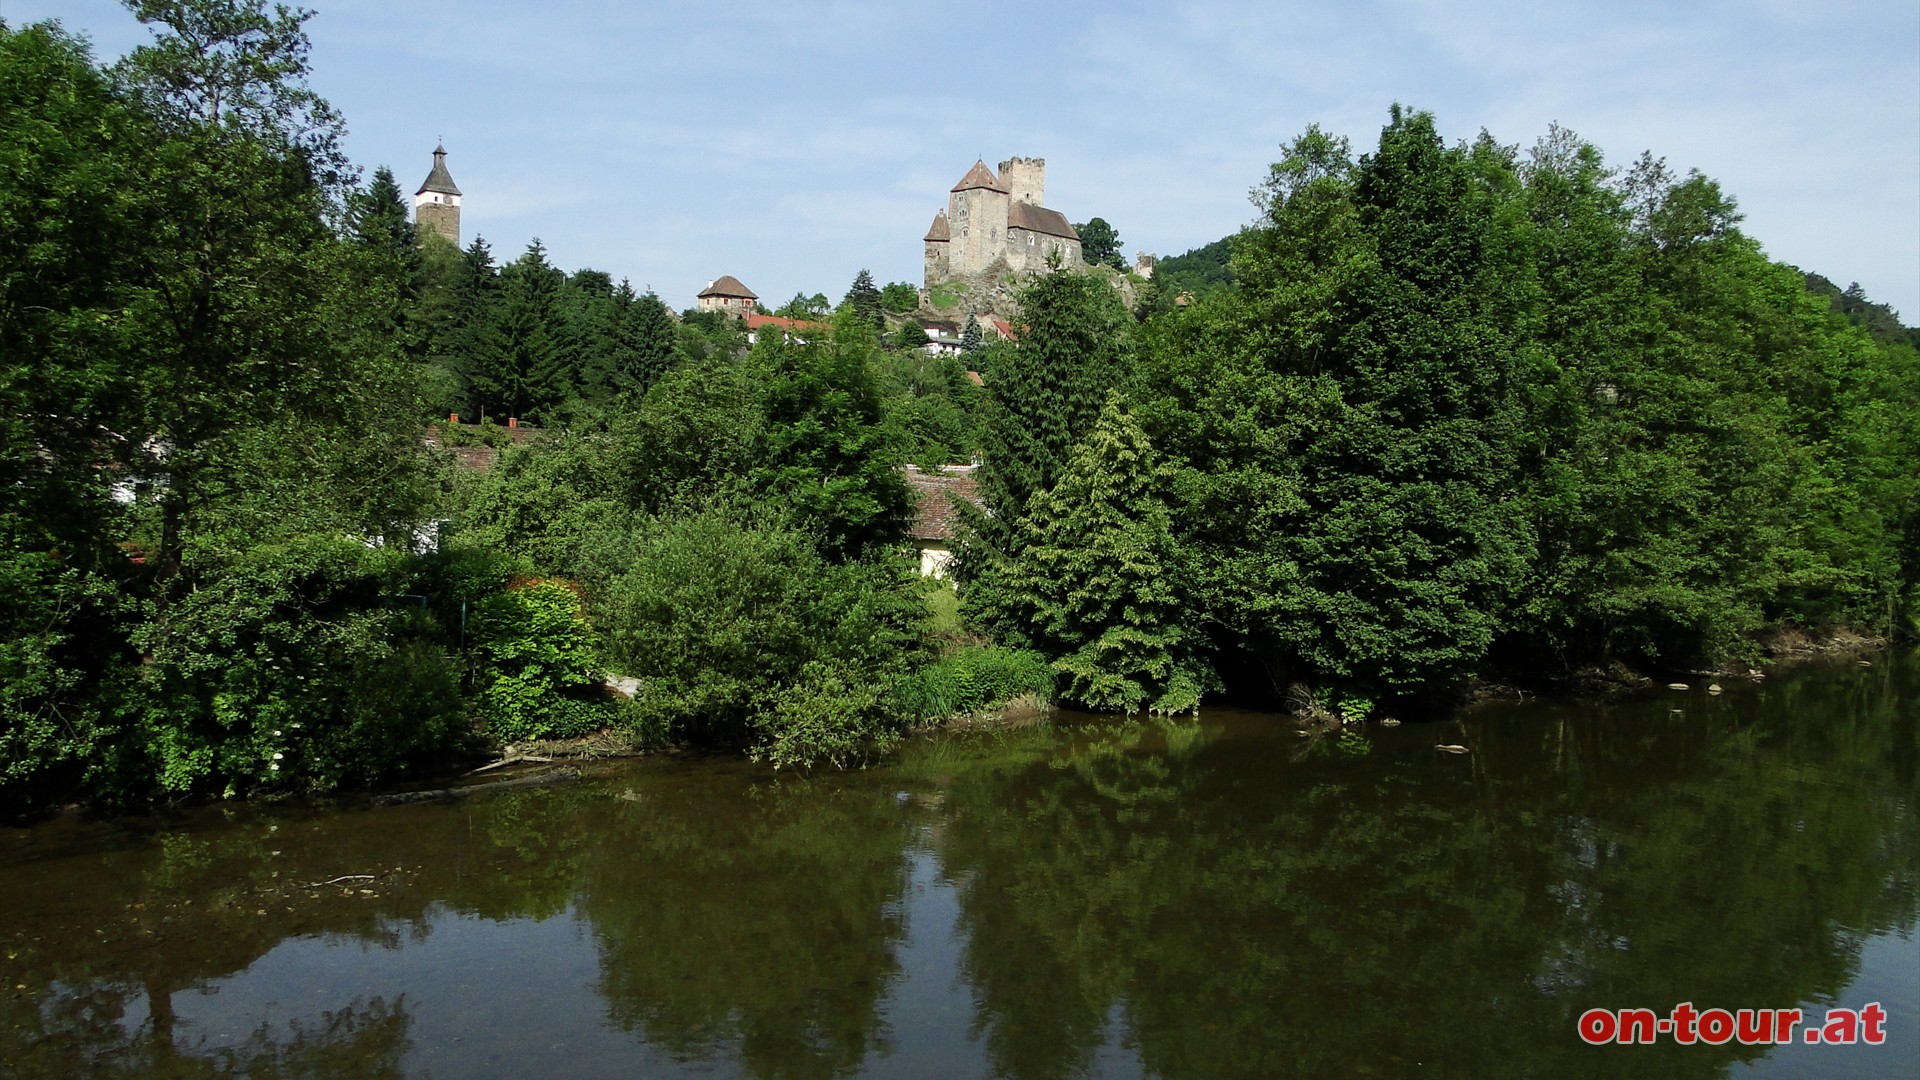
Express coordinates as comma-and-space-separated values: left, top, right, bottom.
133, 535, 465, 796
600, 508, 922, 768
467, 578, 611, 743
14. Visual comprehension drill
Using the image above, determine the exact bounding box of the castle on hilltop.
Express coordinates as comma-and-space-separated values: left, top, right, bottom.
414, 144, 461, 246
923, 157, 1082, 292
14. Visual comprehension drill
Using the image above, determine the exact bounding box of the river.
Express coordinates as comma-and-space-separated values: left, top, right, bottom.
2, 651, 1913, 1078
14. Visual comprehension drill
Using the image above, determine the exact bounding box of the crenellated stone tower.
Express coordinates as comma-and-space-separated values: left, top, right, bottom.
414, 143, 462, 246
998, 156, 1045, 206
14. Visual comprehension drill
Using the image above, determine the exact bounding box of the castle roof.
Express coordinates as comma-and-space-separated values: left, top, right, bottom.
1008, 202, 1078, 240
698, 275, 757, 300
923, 211, 950, 242
951, 160, 1007, 194
416, 143, 461, 197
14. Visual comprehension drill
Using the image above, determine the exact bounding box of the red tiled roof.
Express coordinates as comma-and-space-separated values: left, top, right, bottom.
746, 313, 828, 334
903, 464, 983, 542
951, 160, 1007, 194
965, 370, 984, 386
924, 211, 950, 242
991, 319, 1016, 340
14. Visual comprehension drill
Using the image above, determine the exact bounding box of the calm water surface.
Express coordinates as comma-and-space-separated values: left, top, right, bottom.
2, 652, 1914, 1078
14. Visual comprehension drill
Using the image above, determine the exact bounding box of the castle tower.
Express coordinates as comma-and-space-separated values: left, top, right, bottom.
997, 157, 1045, 205
948, 160, 1008, 277
414, 143, 462, 246
923, 210, 951, 288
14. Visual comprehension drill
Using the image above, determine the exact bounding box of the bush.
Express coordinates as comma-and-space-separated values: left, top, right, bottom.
133, 535, 465, 796
467, 577, 612, 743
0, 546, 141, 815
600, 508, 922, 768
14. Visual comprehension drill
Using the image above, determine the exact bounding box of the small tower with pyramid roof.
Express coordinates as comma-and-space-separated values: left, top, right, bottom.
414, 143, 462, 246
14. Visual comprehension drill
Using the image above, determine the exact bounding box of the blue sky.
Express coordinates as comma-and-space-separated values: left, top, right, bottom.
16, 0, 1920, 317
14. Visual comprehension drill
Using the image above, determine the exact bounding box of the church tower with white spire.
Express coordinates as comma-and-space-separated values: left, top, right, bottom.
414, 143, 462, 246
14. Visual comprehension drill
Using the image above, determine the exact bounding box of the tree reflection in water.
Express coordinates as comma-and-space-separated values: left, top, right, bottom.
0, 654, 1911, 1079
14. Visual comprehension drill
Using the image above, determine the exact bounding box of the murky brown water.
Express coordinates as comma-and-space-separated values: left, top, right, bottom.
2, 651, 1914, 1078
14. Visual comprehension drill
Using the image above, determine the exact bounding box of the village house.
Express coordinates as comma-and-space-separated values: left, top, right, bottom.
904, 464, 983, 578
696, 275, 758, 318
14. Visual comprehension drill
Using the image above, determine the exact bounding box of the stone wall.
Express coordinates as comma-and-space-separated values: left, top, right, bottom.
949, 186, 1008, 278
1004, 228, 1080, 273
416, 201, 459, 246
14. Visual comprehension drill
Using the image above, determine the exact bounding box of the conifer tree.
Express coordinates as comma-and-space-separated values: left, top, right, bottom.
973, 270, 1129, 552
959, 315, 984, 356
433, 236, 505, 418
961, 269, 1130, 639
1004, 392, 1217, 712
846, 268, 883, 329
484, 239, 570, 421
600, 281, 677, 400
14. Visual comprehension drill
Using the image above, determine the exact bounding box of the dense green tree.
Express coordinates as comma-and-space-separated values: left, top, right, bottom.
1073, 216, 1127, 270
0, 20, 143, 534
880, 280, 920, 314
775, 291, 831, 319
607, 354, 764, 516
481, 239, 571, 421
750, 309, 911, 561
1002, 392, 1217, 712
600, 507, 923, 768
970, 270, 1130, 553
1136, 112, 1534, 699
876, 350, 984, 466
894, 318, 929, 348
844, 267, 883, 328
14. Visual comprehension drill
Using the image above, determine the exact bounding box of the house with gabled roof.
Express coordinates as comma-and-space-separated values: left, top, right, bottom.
904, 464, 984, 578
696, 275, 758, 318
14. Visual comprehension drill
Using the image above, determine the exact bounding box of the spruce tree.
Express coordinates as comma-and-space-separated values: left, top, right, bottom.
485, 239, 570, 421
959, 316, 984, 356
962, 269, 1130, 640
433, 236, 505, 419
846, 268, 883, 329
1005, 392, 1216, 712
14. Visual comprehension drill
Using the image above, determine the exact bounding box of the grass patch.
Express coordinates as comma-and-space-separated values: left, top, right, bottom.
923, 578, 963, 636
894, 644, 1054, 722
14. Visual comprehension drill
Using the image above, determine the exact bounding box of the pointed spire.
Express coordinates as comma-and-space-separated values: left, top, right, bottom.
950, 159, 1006, 194
924, 210, 951, 242
416, 144, 461, 197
